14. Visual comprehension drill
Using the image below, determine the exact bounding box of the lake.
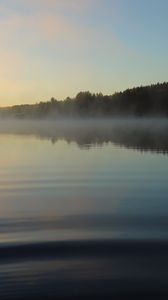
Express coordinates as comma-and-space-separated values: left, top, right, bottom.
0, 119, 168, 299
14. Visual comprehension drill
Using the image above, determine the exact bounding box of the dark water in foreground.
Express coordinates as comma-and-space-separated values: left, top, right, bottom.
0, 119, 168, 299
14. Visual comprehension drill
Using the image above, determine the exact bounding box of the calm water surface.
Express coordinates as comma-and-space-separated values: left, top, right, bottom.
0, 120, 168, 298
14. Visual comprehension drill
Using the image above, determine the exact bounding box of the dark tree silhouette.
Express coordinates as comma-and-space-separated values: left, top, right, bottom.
1, 82, 168, 118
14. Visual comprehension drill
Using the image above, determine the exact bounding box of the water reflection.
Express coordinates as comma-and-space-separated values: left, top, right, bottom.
0, 119, 168, 298
0, 118, 168, 154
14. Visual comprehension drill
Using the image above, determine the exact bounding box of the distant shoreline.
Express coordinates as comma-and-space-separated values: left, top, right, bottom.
1, 82, 168, 119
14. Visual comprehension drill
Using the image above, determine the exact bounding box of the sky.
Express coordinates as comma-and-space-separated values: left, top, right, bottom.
0, 0, 168, 106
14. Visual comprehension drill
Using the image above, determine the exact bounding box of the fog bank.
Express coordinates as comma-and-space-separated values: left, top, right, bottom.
0, 118, 168, 154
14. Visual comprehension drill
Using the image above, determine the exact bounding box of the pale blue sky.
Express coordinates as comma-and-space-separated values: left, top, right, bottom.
0, 0, 168, 105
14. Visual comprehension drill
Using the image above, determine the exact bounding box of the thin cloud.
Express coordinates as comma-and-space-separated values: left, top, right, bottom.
0, 7, 124, 53
0, 0, 129, 105
22, 0, 98, 11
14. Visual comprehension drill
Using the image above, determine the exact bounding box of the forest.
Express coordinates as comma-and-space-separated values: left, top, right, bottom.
1, 82, 168, 118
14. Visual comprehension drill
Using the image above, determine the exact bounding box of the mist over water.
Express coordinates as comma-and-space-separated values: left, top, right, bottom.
0, 118, 168, 298
0, 117, 168, 153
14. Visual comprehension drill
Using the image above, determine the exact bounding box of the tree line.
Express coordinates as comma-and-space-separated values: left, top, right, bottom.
1, 82, 168, 118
